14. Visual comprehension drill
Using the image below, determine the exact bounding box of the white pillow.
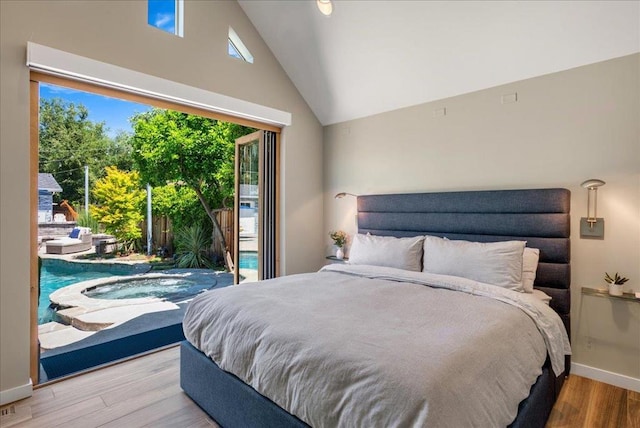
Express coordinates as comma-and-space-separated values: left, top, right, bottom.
522, 247, 540, 293
349, 234, 424, 272
423, 236, 526, 291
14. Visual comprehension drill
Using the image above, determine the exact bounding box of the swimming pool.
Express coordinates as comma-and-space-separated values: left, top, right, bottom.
39, 260, 143, 324
238, 251, 258, 270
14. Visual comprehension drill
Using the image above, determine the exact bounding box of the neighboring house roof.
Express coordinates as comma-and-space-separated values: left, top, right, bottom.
38, 173, 63, 193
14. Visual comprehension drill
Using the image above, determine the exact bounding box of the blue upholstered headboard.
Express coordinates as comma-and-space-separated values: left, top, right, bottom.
356, 188, 571, 338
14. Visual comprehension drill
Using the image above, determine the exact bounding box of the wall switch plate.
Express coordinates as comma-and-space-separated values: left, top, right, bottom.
501, 93, 518, 104
580, 217, 604, 239
433, 108, 446, 117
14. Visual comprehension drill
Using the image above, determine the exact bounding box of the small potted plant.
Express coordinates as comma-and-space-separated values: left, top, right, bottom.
604, 272, 629, 296
329, 230, 348, 260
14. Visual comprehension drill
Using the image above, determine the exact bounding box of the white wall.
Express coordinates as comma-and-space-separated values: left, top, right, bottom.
0, 0, 324, 402
324, 54, 640, 383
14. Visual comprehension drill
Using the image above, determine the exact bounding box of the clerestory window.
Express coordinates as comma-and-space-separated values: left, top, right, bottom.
228, 27, 253, 64
148, 0, 184, 37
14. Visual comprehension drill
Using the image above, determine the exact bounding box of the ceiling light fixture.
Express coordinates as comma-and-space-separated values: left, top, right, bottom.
317, 0, 333, 17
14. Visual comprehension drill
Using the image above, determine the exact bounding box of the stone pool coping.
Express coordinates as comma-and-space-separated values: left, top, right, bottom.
48, 269, 225, 332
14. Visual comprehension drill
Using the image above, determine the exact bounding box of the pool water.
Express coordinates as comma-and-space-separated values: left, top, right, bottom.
238, 251, 258, 270
39, 262, 133, 324
84, 277, 211, 301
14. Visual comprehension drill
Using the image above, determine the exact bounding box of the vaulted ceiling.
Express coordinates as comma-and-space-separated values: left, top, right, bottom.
238, 1, 640, 126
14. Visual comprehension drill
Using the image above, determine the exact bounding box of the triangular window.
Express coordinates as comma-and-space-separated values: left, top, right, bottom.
228, 27, 253, 64
228, 41, 243, 60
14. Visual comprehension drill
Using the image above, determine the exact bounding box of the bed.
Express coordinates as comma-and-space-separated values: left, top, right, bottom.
180, 188, 571, 427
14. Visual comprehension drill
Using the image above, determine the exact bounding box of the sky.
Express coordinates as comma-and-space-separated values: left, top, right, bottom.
40, 83, 152, 138
148, 0, 176, 34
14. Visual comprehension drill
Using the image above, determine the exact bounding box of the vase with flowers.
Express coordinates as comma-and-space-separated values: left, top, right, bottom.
329, 230, 348, 260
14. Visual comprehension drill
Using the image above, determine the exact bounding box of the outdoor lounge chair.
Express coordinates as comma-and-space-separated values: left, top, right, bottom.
46, 227, 93, 255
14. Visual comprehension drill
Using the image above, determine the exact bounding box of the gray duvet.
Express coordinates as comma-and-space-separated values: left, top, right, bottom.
183, 264, 571, 427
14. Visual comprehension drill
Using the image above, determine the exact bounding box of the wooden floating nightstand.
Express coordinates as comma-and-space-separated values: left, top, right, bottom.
581, 287, 640, 303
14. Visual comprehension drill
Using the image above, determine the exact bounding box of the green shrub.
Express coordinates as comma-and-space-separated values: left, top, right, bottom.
91, 166, 145, 253
174, 224, 213, 269
76, 209, 100, 233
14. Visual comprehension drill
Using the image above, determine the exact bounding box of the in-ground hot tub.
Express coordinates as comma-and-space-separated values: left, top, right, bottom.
83, 276, 212, 301
39, 258, 148, 324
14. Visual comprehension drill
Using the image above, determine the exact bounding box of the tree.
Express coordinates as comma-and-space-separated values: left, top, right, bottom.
39, 98, 109, 204
39, 98, 134, 205
131, 109, 251, 265
91, 166, 145, 252
151, 184, 209, 231
108, 131, 135, 171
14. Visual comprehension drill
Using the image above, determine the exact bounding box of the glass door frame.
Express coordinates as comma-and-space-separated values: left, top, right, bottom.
234, 131, 264, 284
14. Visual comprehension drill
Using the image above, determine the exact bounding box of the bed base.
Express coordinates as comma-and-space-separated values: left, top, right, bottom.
181, 340, 563, 428
180, 341, 308, 428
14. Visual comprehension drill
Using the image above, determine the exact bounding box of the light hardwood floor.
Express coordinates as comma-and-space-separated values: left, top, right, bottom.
1, 346, 638, 428
3, 346, 216, 428
547, 373, 639, 428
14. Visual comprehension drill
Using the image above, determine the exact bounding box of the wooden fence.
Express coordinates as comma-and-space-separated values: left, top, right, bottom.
216, 208, 235, 258
140, 215, 173, 254
140, 208, 234, 257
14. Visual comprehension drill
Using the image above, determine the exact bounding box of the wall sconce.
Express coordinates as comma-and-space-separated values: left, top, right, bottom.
335, 192, 359, 230
580, 178, 605, 239
334, 192, 357, 199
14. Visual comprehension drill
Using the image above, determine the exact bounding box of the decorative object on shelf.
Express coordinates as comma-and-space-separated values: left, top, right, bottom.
580, 179, 605, 239
604, 272, 629, 297
329, 230, 347, 260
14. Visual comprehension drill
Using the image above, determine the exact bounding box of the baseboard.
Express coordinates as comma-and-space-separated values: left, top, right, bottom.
571, 363, 640, 393
0, 380, 33, 406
